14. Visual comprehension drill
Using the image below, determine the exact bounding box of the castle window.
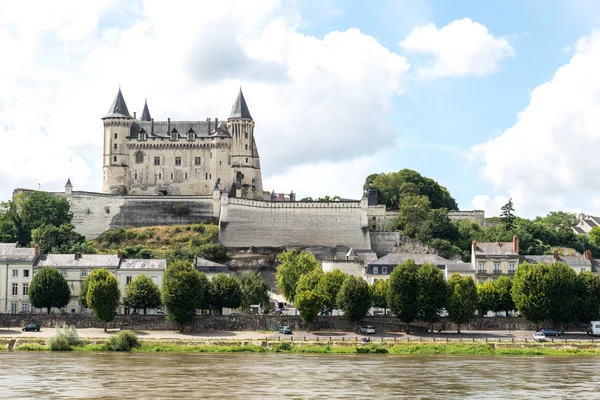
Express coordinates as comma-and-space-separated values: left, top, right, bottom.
139, 132, 147, 141
170, 173, 174, 180
219, 161, 222, 165
205, 173, 208, 179
134, 172, 138, 180
114, 133, 118, 139
114, 143, 117, 150
113, 156, 117, 163
246, 158, 248, 163
184, 173, 188, 180
194, 157, 201, 166
245, 132, 248, 139
135, 152, 144, 163
171, 133, 178, 141
158, 173, 162, 180
187, 133, 194, 141
175, 157, 181, 166
245, 144, 248, 150
154, 157, 160, 166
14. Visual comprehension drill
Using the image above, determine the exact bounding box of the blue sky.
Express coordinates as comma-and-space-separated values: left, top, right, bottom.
2, 0, 600, 218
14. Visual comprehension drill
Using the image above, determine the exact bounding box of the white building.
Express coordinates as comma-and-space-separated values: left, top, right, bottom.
117, 258, 166, 314
0, 243, 38, 314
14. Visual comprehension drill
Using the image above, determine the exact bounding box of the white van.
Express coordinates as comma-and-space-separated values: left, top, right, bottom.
588, 321, 600, 336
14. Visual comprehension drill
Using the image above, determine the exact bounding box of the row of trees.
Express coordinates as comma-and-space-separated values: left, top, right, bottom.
27, 261, 271, 331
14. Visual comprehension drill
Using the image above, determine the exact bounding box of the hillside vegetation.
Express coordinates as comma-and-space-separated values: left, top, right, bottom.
90, 224, 227, 263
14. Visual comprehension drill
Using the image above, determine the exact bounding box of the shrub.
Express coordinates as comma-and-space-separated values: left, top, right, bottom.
192, 224, 205, 233
104, 330, 140, 351
275, 341, 293, 352
197, 243, 228, 262
46, 324, 81, 351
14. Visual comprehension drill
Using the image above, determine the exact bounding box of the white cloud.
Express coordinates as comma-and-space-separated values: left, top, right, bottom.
399, 18, 514, 78
470, 31, 600, 217
0, 0, 409, 201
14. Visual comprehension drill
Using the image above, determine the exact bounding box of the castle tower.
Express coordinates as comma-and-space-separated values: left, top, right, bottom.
102, 88, 134, 194
227, 89, 263, 198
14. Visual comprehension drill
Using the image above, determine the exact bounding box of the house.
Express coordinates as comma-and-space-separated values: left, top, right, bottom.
322, 248, 377, 277
34, 253, 121, 313
0, 243, 39, 314
573, 215, 600, 235
520, 250, 594, 274
117, 258, 166, 314
471, 236, 520, 282
363, 253, 453, 284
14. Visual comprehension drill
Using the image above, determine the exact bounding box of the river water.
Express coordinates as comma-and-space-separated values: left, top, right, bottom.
0, 352, 597, 399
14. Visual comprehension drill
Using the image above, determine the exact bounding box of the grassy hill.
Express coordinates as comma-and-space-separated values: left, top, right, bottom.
89, 223, 227, 263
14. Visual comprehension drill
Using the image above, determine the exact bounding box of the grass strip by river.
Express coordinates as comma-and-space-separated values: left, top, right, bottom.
5, 337, 600, 356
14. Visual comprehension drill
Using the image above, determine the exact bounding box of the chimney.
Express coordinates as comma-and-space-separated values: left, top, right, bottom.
74, 252, 82, 260
513, 235, 519, 254
290, 191, 295, 202
553, 252, 559, 261
585, 249, 593, 261
133, 111, 137, 119
117, 250, 122, 259
279, 193, 284, 200
167, 118, 171, 134
207, 118, 211, 133
215, 118, 218, 130
151, 118, 154, 135
472, 240, 477, 252
34, 244, 41, 258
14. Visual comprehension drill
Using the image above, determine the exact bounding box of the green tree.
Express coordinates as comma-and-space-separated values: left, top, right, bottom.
86, 268, 121, 332
123, 275, 162, 314
446, 274, 478, 334
370, 279, 388, 314
511, 262, 550, 326
208, 274, 243, 315
387, 260, 420, 332
28, 267, 71, 314
391, 195, 431, 239
500, 198, 516, 230
196, 243, 228, 263
337, 275, 372, 326
494, 276, 515, 315
295, 290, 324, 329
162, 260, 205, 329
577, 272, 600, 323
366, 169, 458, 210
13, 191, 73, 245
589, 226, 600, 248
417, 263, 447, 331
316, 269, 347, 313
0, 201, 16, 242
239, 272, 270, 313
31, 223, 88, 253
79, 276, 90, 309
275, 250, 319, 303
296, 268, 324, 294
545, 262, 579, 330
477, 281, 497, 317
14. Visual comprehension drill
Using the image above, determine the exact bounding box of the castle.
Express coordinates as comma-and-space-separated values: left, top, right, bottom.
102, 88, 263, 198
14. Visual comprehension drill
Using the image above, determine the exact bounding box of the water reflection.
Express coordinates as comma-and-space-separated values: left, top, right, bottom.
0, 352, 598, 399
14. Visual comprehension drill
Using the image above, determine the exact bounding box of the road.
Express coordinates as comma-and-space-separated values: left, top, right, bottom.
1, 327, 594, 342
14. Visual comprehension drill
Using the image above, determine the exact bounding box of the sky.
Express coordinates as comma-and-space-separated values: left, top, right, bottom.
2, 0, 600, 218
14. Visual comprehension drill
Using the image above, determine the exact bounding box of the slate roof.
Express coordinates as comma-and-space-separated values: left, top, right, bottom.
368, 253, 451, 267
141, 100, 151, 121
120, 258, 166, 270
474, 242, 518, 256
194, 257, 229, 273
104, 88, 132, 119
520, 255, 591, 268
0, 243, 36, 262
130, 120, 230, 139
35, 254, 120, 268
445, 262, 476, 273
228, 89, 252, 120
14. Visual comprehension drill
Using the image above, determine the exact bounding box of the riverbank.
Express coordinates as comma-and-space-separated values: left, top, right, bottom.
5, 337, 600, 356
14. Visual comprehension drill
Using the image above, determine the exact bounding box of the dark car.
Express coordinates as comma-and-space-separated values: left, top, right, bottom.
539, 328, 560, 336
279, 326, 293, 334
22, 323, 40, 332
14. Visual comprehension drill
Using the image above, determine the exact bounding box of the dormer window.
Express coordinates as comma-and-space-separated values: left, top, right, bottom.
138, 129, 147, 141
188, 133, 194, 141
171, 133, 178, 141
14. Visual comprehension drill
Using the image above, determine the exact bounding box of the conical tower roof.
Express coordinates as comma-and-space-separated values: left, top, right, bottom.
228, 88, 252, 120
103, 87, 132, 119
141, 99, 151, 121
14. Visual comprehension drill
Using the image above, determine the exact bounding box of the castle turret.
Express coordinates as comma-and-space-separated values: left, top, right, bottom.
227, 88, 263, 199
102, 87, 133, 194
65, 178, 73, 196
141, 99, 151, 121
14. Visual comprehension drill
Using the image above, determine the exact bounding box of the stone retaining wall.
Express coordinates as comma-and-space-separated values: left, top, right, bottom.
0, 314, 585, 333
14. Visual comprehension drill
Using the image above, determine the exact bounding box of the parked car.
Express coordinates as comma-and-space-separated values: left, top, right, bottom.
22, 323, 40, 332
279, 326, 293, 334
539, 328, 561, 337
360, 325, 376, 334
155, 310, 166, 315
533, 332, 546, 342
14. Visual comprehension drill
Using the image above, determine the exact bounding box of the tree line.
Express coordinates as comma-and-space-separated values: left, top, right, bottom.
27, 260, 271, 331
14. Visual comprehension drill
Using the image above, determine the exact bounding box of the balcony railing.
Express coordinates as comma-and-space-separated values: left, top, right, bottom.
477, 270, 487, 275
493, 270, 502, 275
508, 270, 515, 275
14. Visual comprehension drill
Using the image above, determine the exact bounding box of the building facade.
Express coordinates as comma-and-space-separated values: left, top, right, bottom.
0, 243, 37, 314
471, 236, 520, 282
102, 88, 263, 198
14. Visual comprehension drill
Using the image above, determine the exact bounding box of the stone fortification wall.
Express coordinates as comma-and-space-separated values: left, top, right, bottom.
370, 231, 433, 256
448, 210, 486, 226
219, 197, 371, 249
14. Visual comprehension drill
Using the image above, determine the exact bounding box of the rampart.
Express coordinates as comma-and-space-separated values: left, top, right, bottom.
448, 210, 486, 226
219, 196, 371, 249
370, 231, 433, 256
